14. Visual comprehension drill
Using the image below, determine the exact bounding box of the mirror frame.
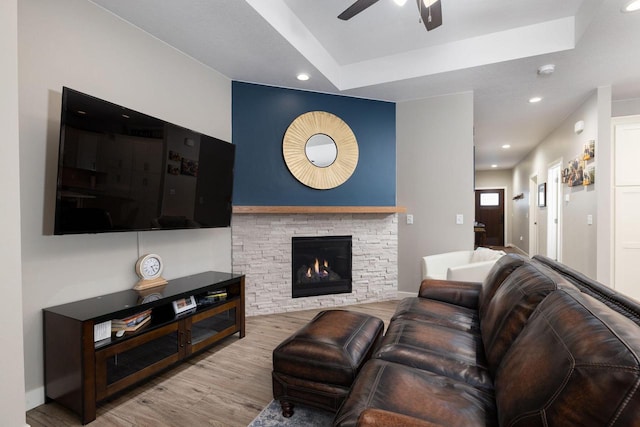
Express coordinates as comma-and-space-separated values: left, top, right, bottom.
283, 111, 359, 190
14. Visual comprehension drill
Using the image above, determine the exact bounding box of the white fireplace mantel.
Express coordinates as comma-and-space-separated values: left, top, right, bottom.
233, 206, 406, 214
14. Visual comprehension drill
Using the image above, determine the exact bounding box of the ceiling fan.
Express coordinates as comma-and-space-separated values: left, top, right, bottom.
338, 0, 443, 31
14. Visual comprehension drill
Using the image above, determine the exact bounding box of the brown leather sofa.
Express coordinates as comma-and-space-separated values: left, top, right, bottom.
334, 254, 640, 426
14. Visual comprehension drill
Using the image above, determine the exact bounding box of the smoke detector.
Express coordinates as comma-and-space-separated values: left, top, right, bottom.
537, 64, 555, 76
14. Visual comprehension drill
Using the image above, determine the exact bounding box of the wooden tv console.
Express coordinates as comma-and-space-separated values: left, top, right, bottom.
43, 271, 245, 424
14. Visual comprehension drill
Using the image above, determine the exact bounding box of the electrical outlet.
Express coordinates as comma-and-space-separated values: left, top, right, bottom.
406, 214, 414, 225
456, 214, 464, 225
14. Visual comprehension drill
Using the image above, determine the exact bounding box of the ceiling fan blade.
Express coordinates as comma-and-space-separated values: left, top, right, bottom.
338, 0, 380, 20
417, 0, 443, 31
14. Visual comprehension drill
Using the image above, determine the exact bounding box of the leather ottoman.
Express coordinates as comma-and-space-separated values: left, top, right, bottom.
272, 310, 384, 417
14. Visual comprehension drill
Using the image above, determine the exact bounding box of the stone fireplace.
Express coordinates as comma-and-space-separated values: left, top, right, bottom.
232, 212, 398, 316
291, 235, 352, 298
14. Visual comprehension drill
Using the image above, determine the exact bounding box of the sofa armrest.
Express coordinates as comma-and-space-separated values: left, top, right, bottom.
357, 408, 445, 427
418, 279, 481, 309
446, 259, 497, 282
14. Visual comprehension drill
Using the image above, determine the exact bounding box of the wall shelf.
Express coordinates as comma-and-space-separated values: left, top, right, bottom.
232, 206, 406, 214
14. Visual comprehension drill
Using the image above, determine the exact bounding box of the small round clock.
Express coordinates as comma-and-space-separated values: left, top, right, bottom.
135, 253, 164, 280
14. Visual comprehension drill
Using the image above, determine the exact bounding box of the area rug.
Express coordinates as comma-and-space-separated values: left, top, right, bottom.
248, 400, 334, 427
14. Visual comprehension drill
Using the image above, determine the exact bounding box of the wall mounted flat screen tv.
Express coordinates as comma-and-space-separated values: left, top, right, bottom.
54, 87, 235, 235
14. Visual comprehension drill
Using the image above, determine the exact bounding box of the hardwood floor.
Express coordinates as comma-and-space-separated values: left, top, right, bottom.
27, 300, 399, 427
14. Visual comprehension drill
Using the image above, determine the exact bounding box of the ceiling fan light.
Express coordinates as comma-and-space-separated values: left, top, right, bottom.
393, 0, 408, 6
423, 0, 438, 7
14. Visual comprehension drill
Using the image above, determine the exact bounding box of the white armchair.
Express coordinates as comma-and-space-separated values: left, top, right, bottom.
421, 247, 506, 283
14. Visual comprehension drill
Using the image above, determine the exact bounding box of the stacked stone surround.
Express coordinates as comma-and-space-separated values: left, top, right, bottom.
232, 213, 398, 316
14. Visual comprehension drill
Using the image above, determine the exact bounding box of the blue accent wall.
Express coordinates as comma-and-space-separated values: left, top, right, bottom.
232, 82, 396, 206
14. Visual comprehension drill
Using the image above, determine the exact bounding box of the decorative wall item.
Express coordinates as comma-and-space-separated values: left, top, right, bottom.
283, 111, 359, 190
584, 165, 595, 186
566, 157, 585, 187
167, 165, 180, 175
180, 158, 198, 177
583, 140, 595, 160
538, 183, 546, 207
168, 150, 182, 161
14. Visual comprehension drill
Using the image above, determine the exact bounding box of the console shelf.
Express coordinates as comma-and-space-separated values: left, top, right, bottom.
43, 271, 245, 424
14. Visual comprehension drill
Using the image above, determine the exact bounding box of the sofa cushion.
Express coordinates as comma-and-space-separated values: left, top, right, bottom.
418, 279, 481, 309
373, 318, 492, 389
495, 289, 640, 426
333, 359, 498, 427
477, 254, 528, 319
392, 297, 478, 332
470, 247, 505, 263
533, 254, 640, 325
480, 262, 576, 374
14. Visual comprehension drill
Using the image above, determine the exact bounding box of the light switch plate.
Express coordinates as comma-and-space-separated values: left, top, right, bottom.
456, 214, 464, 225
587, 214, 593, 225
406, 214, 413, 225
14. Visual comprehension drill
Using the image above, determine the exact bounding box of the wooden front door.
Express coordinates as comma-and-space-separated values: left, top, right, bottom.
475, 189, 504, 247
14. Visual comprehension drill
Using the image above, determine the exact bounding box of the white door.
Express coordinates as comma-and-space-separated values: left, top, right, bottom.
529, 175, 538, 256
547, 162, 562, 261
614, 120, 640, 301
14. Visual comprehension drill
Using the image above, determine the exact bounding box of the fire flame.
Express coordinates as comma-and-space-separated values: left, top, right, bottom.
304, 258, 330, 278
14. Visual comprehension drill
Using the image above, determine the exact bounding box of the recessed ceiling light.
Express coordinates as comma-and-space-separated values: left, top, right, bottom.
622, 0, 640, 12
297, 73, 310, 81
491, 164, 498, 168
502, 144, 511, 149
529, 96, 543, 103
537, 64, 555, 76
394, 0, 408, 6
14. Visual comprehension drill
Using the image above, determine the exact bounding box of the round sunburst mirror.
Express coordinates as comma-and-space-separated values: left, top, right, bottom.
283, 111, 359, 190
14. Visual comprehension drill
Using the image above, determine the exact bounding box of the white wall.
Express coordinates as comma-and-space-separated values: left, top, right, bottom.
475, 169, 513, 245
512, 90, 610, 279
1, 1, 28, 425
613, 97, 640, 117
18, 0, 231, 409
397, 93, 475, 293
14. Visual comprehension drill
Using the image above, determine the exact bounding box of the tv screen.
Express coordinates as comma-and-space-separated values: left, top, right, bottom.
54, 87, 235, 235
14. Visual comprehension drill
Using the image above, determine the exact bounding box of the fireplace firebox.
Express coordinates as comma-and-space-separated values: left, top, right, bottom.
291, 236, 352, 298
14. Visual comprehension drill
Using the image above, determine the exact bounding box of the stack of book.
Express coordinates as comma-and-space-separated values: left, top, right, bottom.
111, 309, 152, 333
206, 289, 228, 302
198, 290, 228, 306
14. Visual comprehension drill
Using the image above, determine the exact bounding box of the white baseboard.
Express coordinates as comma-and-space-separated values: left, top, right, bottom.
25, 386, 44, 411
